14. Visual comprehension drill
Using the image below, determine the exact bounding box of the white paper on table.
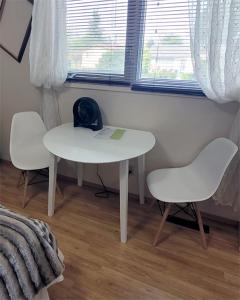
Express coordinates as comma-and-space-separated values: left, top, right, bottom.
95, 127, 114, 139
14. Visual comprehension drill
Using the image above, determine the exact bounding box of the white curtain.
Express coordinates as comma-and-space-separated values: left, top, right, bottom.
189, 0, 240, 211
29, 0, 68, 130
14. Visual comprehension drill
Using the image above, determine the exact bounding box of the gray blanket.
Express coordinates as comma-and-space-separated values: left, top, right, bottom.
0, 205, 64, 300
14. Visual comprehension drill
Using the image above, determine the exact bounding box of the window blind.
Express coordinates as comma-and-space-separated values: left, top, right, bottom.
66, 0, 203, 96
133, 0, 202, 95
66, 0, 130, 83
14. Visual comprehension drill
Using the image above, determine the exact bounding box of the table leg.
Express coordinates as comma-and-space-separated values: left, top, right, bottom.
48, 155, 57, 217
138, 154, 145, 205
77, 163, 84, 186
119, 160, 129, 243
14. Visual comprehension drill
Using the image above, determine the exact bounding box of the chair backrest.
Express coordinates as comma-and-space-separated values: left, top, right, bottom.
10, 112, 46, 165
190, 137, 238, 196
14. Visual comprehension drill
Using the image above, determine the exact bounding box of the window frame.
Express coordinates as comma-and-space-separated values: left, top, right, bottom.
66, 0, 204, 97
66, 0, 131, 85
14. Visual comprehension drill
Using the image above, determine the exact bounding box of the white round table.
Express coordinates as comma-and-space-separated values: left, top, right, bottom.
44, 123, 155, 243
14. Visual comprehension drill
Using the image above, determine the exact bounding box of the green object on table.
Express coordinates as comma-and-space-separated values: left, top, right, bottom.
111, 129, 126, 140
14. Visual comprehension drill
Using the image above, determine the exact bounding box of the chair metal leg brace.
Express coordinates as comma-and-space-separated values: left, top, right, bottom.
153, 202, 207, 249
19, 168, 63, 210
155, 200, 209, 233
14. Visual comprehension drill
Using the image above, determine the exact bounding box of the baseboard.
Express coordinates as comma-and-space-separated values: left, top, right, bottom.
0, 158, 238, 228
54, 173, 240, 228
0, 152, 10, 161
57, 172, 140, 200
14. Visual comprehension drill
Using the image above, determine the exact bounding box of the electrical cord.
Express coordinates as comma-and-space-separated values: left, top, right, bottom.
94, 165, 119, 198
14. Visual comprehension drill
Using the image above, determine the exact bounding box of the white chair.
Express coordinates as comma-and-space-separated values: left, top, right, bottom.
10, 112, 60, 208
147, 138, 238, 249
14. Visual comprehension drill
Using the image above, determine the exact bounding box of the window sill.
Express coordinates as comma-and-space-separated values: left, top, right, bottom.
64, 81, 206, 99
132, 84, 205, 97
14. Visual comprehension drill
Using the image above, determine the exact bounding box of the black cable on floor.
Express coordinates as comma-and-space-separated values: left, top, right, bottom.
94, 165, 119, 198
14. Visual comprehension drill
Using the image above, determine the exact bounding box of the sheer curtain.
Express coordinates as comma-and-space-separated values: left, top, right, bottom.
29, 0, 68, 129
189, 0, 240, 211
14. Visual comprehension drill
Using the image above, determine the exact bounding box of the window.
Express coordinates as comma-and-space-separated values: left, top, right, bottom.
134, 0, 202, 95
66, 0, 130, 84
66, 0, 203, 95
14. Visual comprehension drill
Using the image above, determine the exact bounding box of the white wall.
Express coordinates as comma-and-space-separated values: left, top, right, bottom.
0, 47, 41, 156
0, 4, 239, 220
0, 51, 2, 153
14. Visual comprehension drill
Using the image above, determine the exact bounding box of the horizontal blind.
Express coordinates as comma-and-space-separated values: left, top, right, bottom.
134, 0, 202, 94
66, 0, 130, 83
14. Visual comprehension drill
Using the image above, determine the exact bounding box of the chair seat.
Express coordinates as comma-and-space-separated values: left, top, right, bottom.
12, 141, 51, 171
147, 166, 215, 203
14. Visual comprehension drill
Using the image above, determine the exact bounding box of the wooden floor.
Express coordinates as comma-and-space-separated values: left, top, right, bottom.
0, 161, 239, 300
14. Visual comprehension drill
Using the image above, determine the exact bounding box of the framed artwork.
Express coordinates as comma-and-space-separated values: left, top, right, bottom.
0, 0, 5, 20
0, 0, 33, 63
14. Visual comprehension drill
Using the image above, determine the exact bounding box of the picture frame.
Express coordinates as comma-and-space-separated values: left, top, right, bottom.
0, 0, 33, 63
0, 0, 5, 20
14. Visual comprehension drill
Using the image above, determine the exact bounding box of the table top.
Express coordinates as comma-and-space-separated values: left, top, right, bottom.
43, 123, 155, 164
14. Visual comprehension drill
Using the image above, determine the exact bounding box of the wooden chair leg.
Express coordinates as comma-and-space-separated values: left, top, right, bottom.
149, 198, 156, 208
194, 203, 207, 249
17, 171, 22, 188
147, 198, 156, 212
56, 183, 64, 198
153, 203, 172, 247
17, 171, 24, 188
23, 171, 29, 208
